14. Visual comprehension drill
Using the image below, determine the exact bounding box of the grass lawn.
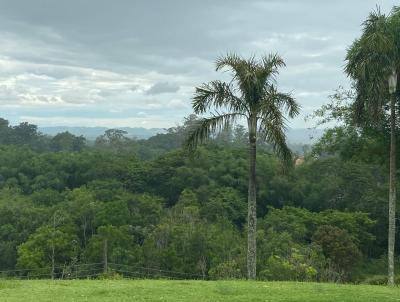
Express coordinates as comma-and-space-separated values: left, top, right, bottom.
0, 279, 399, 302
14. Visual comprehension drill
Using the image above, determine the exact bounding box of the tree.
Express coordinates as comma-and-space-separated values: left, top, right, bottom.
50, 132, 86, 152
0, 190, 47, 270
186, 53, 300, 279
345, 7, 400, 286
84, 225, 134, 272
17, 224, 78, 278
312, 225, 361, 270
0, 118, 10, 144
95, 129, 131, 152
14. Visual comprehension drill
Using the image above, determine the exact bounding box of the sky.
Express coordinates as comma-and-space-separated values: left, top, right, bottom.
0, 0, 397, 129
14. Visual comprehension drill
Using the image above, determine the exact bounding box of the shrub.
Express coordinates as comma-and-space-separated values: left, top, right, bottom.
259, 247, 320, 281
97, 271, 123, 280
208, 260, 243, 279
312, 225, 361, 269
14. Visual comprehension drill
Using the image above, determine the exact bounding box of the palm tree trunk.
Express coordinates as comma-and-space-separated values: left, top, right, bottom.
388, 94, 397, 286
247, 117, 257, 280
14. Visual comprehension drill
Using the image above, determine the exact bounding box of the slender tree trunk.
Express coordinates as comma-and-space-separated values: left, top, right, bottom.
103, 238, 108, 274
51, 212, 56, 280
83, 219, 87, 247
388, 95, 397, 286
51, 245, 55, 280
247, 117, 257, 280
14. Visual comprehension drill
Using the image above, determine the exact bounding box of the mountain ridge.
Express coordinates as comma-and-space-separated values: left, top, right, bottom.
38, 126, 325, 144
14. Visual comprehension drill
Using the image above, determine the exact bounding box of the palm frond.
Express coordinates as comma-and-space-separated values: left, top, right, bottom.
215, 53, 290, 110
215, 53, 256, 104
258, 116, 293, 169
391, 6, 400, 15
257, 53, 285, 84
345, 7, 397, 125
249, 54, 286, 104
185, 112, 243, 152
263, 85, 300, 118
193, 80, 249, 115
345, 38, 363, 77
215, 53, 255, 74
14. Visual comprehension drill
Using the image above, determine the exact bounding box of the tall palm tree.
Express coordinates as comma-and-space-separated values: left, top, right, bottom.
345, 7, 400, 286
186, 53, 300, 279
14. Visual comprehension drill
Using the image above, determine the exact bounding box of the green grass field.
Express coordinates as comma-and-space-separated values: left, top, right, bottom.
0, 280, 399, 302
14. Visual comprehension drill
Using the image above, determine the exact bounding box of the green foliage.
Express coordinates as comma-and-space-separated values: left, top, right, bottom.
50, 132, 86, 152
345, 7, 400, 125
208, 260, 242, 279
199, 187, 246, 225
0, 94, 395, 284
259, 247, 320, 281
17, 224, 79, 271
0, 130, 386, 282
84, 225, 138, 265
0, 190, 48, 269
96, 271, 123, 280
258, 206, 375, 280
312, 225, 361, 269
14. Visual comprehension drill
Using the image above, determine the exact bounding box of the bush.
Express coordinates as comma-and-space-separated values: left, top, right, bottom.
259, 247, 320, 281
97, 271, 123, 280
312, 225, 361, 269
208, 260, 243, 279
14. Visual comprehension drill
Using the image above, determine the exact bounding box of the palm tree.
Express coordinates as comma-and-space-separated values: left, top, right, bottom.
186, 53, 300, 279
345, 7, 400, 286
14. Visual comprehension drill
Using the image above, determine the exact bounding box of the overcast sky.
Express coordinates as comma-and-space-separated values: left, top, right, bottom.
0, 0, 397, 128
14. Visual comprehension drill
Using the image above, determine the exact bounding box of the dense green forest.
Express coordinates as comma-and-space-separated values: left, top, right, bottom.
0, 94, 397, 283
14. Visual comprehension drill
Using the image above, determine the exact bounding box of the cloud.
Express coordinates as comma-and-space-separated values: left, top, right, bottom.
20, 94, 65, 105
145, 82, 180, 95
0, 0, 397, 128
167, 99, 188, 109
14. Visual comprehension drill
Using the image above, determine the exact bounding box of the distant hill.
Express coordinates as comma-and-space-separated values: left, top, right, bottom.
38, 126, 166, 140
286, 128, 325, 144
38, 126, 325, 144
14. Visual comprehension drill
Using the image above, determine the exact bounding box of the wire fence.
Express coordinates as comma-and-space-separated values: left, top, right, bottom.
0, 262, 218, 280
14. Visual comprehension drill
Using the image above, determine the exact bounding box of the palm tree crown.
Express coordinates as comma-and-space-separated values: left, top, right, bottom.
345, 7, 400, 123
186, 53, 299, 162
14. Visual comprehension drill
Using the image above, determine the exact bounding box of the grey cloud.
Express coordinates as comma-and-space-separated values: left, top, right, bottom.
0, 0, 398, 128
145, 82, 180, 95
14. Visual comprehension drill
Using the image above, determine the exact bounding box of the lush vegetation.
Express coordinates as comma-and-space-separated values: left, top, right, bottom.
1, 5, 400, 289
0, 105, 398, 284
0, 280, 399, 302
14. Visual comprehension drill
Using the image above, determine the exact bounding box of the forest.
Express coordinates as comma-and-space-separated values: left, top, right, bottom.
0, 98, 396, 284
1, 4, 400, 289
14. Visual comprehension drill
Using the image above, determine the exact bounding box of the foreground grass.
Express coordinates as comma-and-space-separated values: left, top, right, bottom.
0, 279, 399, 302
